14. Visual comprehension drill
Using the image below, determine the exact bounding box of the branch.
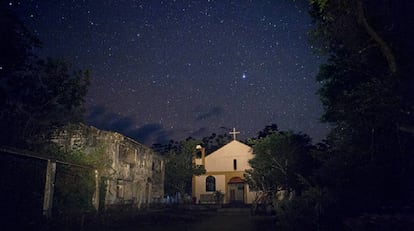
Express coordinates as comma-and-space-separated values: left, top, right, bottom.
271, 157, 287, 175
357, 0, 397, 75
399, 126, 414, 135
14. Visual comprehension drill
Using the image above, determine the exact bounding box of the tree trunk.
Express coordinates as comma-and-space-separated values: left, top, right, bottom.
357, 0, 397, 75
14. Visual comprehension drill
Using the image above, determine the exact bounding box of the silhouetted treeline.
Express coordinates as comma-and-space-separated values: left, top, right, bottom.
0, 4, 90, 150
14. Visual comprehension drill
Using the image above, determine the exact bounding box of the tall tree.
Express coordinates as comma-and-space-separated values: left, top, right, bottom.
309, 0, 414, 217
257, 123, 279, 139
0, 4, 40, 77
246, 130, 315, 197
0, 5, 90, 148
164, 139, 205, 197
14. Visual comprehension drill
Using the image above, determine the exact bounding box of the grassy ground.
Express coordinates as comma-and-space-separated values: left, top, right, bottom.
52, 207, 277, 231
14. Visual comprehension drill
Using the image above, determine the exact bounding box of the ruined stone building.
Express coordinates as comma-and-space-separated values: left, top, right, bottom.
51, 123, 164, 209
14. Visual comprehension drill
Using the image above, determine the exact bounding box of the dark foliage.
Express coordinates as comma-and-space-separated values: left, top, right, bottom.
201, 132, 233, 154
249, 1, 414, 230
303, 0, 414, 228
164, 140, 205, 196
0, 5, 90, 149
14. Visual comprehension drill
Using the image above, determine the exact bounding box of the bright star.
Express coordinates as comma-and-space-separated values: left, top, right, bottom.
242, 73, 246, 79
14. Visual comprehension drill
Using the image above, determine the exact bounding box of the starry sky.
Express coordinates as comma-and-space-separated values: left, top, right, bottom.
10, 0, 330, 146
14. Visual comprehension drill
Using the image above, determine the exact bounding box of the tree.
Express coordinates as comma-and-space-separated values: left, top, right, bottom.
309, 0, 398, 75
246, 129, 324, 228
152, 139, 181, 156
246, 130, 315, 197
201, 130, 233, 154
308, 0, 414, 220
0, 58, 90, 148
257, 123, 279, 139
0, 4, 40, 77
164, 139, 205, 198
0, 6, 90, 149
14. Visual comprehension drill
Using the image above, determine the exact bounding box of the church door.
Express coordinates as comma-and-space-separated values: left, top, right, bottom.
228, 177, 245, 204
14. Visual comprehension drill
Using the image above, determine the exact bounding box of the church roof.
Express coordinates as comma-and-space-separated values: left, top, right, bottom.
206, 140, 252, 158
220, 140, 251, 150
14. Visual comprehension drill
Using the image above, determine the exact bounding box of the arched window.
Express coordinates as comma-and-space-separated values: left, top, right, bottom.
206, 176, 216, 192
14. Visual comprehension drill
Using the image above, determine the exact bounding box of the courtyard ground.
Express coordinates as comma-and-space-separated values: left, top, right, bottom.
50, 207, 276, 231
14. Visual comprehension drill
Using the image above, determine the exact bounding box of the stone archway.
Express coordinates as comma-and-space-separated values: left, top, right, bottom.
228, 177, 244, 204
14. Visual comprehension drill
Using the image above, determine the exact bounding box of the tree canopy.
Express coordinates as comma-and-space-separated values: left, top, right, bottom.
249, 1, 414, 229
246, 130, 315, 196
0, 6, 90, 149
164, 139, 205, 197
303, 0, 414, 227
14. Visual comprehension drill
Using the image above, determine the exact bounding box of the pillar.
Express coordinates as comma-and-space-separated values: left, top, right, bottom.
43, 160, 56, 218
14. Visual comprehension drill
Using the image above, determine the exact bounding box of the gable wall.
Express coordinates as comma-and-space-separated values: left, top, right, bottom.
205, 141, 254, 172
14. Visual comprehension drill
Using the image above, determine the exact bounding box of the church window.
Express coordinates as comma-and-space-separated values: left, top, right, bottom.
233, 159, 237, 170
206, 176, 216, 192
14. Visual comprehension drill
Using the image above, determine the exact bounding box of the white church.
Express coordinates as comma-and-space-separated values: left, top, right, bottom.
192, 128, 256, 205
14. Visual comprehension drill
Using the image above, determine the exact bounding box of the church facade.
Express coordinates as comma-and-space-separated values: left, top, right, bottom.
192, 132, 256, 205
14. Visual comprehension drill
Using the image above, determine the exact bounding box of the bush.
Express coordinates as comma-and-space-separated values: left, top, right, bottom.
274, 187, 339, 231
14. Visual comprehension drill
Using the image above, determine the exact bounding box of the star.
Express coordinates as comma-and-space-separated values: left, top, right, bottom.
12, 0, 330, 145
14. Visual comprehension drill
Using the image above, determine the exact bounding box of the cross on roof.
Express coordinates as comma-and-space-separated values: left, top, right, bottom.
229, 128, 240, 140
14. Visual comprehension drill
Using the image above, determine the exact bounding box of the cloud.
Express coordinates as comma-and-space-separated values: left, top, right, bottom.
85, 105, 171, 145
134, 123, 169, 145
190, 127, 208, 137
195, 106, 224, 121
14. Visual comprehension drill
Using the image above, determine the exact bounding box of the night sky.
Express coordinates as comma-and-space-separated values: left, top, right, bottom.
10, 0, 330, 146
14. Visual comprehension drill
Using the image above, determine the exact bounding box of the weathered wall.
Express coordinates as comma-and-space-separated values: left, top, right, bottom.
51, 123, 164, 209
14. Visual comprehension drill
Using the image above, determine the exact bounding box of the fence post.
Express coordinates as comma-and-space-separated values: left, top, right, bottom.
43, 159, 56, 218
92, 169, 100, 211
